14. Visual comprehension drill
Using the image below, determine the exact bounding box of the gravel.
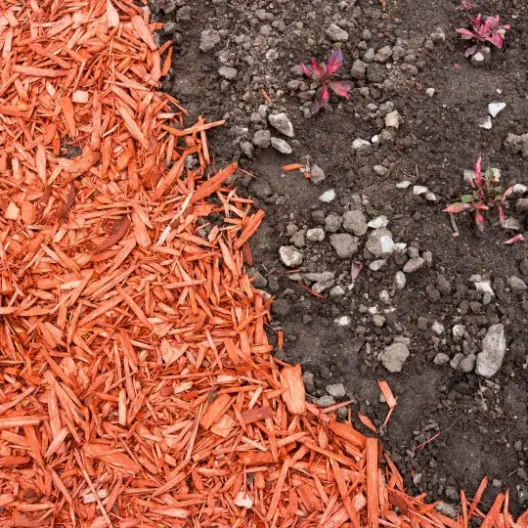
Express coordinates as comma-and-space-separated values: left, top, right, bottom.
306, 228, 325, 242
218, 66, 238, 80
325, 214, 342, 233
200, 29, 221, 52
366, 229, 395, 257
268, 113, 294, 137
326, 383, 346, 398
329, 233, 358, 258
326, 23, 349, 42
379, 342, 410, 373
310, 165, 326, 185
351, 59, 367, 80
508, 276, 528, 292
252, 130, 271, 148
271, 137, 292, 154
476, 324, 506, 378
403, 257, 424, 273
279, 246, 303, 267
342, 210, 368, 236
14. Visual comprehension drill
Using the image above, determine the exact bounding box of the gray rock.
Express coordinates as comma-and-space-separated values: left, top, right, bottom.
326, 383, 346, 398
403, 257, 424, 273
504, 133, 528, 157
430, 27, 446, 43
436, 503, 457, 519
326, 23, 349, 42
366, 63, 387, 83
218, 66, 238, 80
375, 46, 393, 63
363, 48, 375, 63
302, 371, 315, 393
269, 113, 294, 138
316, 395, 336, 408
508, 276, 528, 292
329, 285, 345, 297
450, 353, 465, 370
432, 321, 444, 335
504, 134, 528, 157
312, 278, 335, 294
271, 137, 292, 154
352, 138, 371, 150
291, 230, 306, 248
394, 271, 406, 290
366, 229, 394, 257
200, 29, 221, 52
304, 272, 334, 283
373, 165, 389, 176
379, 343, 410, 373
476, 324, 506, 378
310, 165, 326, 185
319, 189, 336, 203
176, 5, 191, 20
279, 246, 303, 267
252, 130, 271, 148
373, 314, 386, 327
325, 214, 342, 233
434, 353, 450, 366
351, 59, 367, 80
330, 234, 358, 259
306, 228, 325, 242
452, 325, 466, 340
368, 216, 389, 229
240, 141, 253, 158
343, 210, 368, 236
369, 260, 386, 271
458, 354, 476, 373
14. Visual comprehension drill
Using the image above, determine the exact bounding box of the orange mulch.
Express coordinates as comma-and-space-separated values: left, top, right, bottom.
0, 1, 524, 527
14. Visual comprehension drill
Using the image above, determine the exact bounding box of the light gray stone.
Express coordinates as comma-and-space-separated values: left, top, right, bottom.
200, 29, 221, 52
366, 229, 394, 257
279, 246, 303, 267
476, 324, 506, 378
271, 137, 292, 154
330, 234, 358, 259
326, 383, 346, 398
269, 113, 294, 137
403, 257, 424, 273
326, 23, 349, 42
343, 210, 368, 236
252, 130, 271, 148
379, 343, 410, 373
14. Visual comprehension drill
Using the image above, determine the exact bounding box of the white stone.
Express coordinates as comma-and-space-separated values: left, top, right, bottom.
279, 246, 303, 267
319, 189, 336, 203
413, 185, 428, 196
369, 259, 387, 271
396, 180, 412, 189
368, 215, 389, 229
478, 116, 492, 129
352, 138, 371, 150
488, 102, 506, 118
334, 315, 351, 326
384, 110, 401, 129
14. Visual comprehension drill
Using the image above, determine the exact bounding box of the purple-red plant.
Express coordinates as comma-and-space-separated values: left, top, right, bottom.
456, 1, 477, 11
443, 157, 513, 231
300, 49, 351, 114
457, 14, 510, 57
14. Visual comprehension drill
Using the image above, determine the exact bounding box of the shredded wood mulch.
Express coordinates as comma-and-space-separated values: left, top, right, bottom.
0, 1, 525, 527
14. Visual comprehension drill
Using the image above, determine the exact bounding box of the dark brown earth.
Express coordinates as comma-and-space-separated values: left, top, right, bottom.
151, 0, 528, 516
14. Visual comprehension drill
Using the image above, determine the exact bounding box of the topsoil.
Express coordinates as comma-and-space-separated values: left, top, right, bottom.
151, 0, 528, 516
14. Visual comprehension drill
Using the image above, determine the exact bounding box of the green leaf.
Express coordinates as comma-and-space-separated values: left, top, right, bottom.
460, 194, 474, 203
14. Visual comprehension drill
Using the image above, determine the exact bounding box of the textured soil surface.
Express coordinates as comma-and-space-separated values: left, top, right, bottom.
151, 0, 528, 516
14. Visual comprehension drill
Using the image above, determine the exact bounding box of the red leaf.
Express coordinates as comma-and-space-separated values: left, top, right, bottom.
498, 205, 505, 223
320, 85, 330, 106
300, 63, 312, 78
326, 49, 343, 75
475, 211, 485, 224
329, 81, 351, 99
504, 234, 525, 245
485, 33, 504, 48
351, 260, 363, 281
311, 58, 325, 80
457, 28, 476, 39
443, 203, 471, 214
475, 157, 483, 187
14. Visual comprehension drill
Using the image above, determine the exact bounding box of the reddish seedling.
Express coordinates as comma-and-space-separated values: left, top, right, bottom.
444, 157, 513, 231
457, 13, 510, 57
300, 49, 351, 114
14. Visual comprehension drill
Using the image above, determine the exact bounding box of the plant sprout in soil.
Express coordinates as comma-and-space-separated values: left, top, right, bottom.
457, 13, 510, 58
300, 49, 351, 114
444, 157, 513, 232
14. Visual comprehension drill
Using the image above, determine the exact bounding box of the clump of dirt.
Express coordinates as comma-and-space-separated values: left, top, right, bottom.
151, 0, 528, 515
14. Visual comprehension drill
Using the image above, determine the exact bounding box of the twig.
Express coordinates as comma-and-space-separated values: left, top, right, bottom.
449, 213, 459, 237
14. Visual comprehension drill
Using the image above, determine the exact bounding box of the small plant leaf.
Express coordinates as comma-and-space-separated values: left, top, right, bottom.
326, 49, 343, 75
300, 63, 312, 78
460, 194, 474, 203
457, 28, 476, 39
475, 211, 485, 225
504, 234, 525, 245
329, 80, 351, 99
443, 203, 471, 214
320, 85, 331, 107
310, 58, 325, 80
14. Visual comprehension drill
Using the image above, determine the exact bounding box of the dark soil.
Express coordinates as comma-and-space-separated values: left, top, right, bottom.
151, 0, 528, 516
